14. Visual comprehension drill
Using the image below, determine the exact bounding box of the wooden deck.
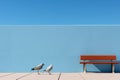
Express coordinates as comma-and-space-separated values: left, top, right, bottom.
0, 72, 120, 80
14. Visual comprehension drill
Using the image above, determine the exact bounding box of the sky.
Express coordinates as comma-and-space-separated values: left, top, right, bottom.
0, 0, 120, 73
0, 0, 120, 25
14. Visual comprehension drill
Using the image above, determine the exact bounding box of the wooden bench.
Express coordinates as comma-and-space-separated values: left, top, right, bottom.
80, 55, 119, 73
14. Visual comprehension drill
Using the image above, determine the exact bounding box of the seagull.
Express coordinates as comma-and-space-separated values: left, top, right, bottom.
31, 63, 44, 75
44, 64, 53, 75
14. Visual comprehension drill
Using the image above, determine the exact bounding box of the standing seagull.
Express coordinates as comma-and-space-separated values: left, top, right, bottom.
44, 64, 53, 75
31, 63, 44, 75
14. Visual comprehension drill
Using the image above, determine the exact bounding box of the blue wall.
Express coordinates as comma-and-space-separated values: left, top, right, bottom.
0, 26, 120, 72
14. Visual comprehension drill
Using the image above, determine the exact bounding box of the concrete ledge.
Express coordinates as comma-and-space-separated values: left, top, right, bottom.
0, 72, 120, 80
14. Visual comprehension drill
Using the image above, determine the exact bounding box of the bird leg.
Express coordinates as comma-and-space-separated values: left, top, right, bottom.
37, 70, 40, 75
48, 72, 51, 75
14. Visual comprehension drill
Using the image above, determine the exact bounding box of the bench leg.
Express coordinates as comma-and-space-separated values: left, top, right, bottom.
112, 64, 114, 73
83, 64, 86, 73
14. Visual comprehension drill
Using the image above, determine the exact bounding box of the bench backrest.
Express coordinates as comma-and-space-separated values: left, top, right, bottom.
80, 55, 116, 60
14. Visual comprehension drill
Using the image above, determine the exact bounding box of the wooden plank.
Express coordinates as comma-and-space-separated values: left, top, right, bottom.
80, 62, 119, 64
80, 55, 116, 60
